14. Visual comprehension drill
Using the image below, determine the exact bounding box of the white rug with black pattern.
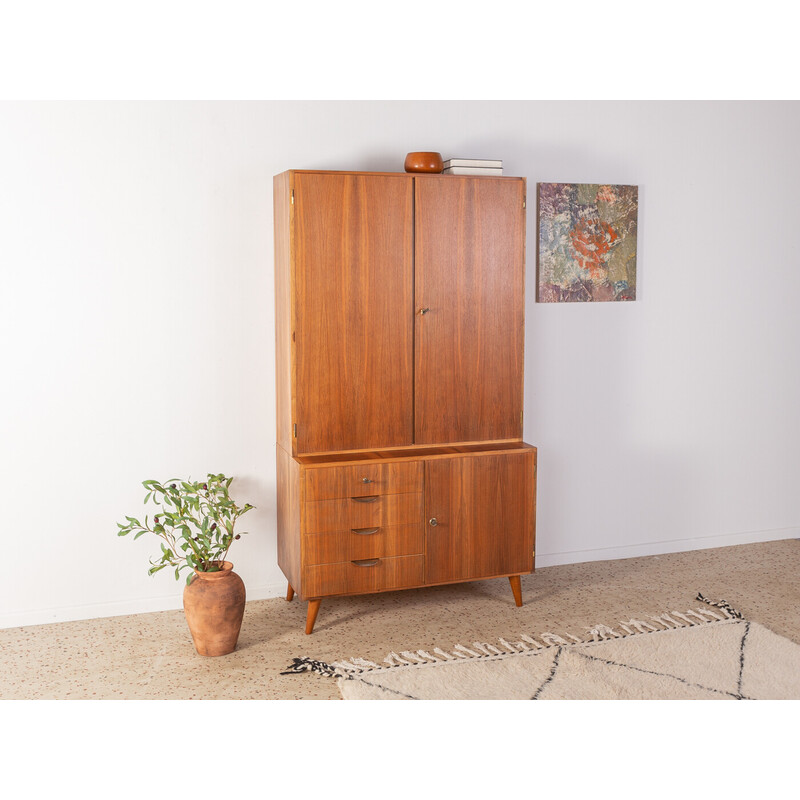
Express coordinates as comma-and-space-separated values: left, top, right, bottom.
284, 596, 800, 700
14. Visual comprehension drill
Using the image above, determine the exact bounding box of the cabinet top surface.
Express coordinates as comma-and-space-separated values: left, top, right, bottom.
275, 169, 524, 181
294, 441, 537, 467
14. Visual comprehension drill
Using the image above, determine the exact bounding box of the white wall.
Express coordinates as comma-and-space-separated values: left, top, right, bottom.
1, 101, 798, 628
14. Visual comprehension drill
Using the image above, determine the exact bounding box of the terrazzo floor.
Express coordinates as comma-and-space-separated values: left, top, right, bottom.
2, 539, 798, 699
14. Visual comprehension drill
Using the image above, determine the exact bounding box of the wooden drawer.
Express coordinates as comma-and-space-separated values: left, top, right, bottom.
303, 555, 424, 597
304, 460, 421, 501
304, 523, 423, 566
303, 492, 422, 534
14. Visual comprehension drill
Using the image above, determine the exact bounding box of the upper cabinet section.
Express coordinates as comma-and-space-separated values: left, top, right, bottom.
274, 170, 526, 456
414, 176, 526, 445
292, 172, 414, 454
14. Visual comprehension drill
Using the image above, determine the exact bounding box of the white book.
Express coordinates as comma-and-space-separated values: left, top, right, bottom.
443, 166, 504, 176
443, 158, 502, 168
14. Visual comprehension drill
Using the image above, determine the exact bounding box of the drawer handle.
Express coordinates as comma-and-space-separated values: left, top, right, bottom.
351, 527, 381, 536
351, 495, 379, 503
351, 558, 380, 567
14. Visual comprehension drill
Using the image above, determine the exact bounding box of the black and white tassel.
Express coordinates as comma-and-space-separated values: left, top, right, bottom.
696, 592, 744, 620
280, 656, 343, 677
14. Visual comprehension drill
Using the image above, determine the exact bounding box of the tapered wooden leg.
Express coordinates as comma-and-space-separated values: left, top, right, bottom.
305, 599, 321, 634
286, 583, 295, 602
508, 575, 523, 607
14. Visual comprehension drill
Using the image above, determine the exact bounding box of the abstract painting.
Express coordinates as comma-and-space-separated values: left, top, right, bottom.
537, 183, 638, 302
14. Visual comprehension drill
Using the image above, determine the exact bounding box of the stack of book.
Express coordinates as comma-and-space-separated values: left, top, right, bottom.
442, 158, 503, 176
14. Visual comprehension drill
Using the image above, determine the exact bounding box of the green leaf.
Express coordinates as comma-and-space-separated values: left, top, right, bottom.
174, 566, 181, 580
133, 530, 146, 540
144, 492, 152, 505
125, 516, 141, 526
117, 529, 129, 536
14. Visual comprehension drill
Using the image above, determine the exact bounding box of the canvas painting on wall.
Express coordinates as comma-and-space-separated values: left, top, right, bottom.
537, 183, 638, 302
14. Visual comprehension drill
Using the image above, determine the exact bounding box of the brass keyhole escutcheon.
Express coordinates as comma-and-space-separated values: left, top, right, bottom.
418, 307, 430, 315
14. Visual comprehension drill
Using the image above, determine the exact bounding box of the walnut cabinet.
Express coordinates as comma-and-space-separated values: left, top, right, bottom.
274, 170, 536, 633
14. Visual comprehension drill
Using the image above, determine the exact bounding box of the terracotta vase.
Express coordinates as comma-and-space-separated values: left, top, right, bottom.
183, 561, 246, 656
404, 151, 444, 173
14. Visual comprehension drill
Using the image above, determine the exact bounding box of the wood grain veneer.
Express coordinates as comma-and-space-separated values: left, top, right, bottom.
297, 441, 532, 466
424, 450, 535, 584
303, 492, 422, 535
303, 555, 425, 597
304, 460, 422, 501
293, 172, 414, 454
276, 444, 302, 596
304, 523, 424, 566
273, 172, 294, 454
414, 176, 526, 444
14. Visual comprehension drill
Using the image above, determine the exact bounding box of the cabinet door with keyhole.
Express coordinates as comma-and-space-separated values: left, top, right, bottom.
424, 451, 535, 585
414, 176, 526, 445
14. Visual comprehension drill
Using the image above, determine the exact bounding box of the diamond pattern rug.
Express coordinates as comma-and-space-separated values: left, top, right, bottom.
284, 597, 800, 700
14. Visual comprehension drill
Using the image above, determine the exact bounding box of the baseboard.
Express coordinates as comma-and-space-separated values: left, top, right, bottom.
2, 528, 798, 630
535, 526, 800, 568
0, 581, 289, 631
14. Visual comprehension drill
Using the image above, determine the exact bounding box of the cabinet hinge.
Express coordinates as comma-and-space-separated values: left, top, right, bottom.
293, 423, 297, 438
291, 190, 295, 205
523, 197, 527, 209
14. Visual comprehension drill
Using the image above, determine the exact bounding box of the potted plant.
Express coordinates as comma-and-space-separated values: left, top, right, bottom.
116, 473, 255, 656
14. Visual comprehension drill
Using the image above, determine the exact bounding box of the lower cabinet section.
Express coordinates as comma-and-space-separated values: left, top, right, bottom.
277, 442, 537, 633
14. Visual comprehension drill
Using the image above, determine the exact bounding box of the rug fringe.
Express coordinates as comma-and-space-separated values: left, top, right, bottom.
696, 592, 744, 619
282, 593, 747, 678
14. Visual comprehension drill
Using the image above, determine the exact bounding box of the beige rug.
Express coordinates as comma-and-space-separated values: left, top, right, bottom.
284, 597, 800, 700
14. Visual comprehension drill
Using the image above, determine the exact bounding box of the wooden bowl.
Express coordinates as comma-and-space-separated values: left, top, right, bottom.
404, 151, 444, 173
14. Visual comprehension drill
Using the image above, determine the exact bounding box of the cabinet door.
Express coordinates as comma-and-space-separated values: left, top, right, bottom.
414, 177, 526, 444
294, 173, 414, 453
424, 451, 535, 585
